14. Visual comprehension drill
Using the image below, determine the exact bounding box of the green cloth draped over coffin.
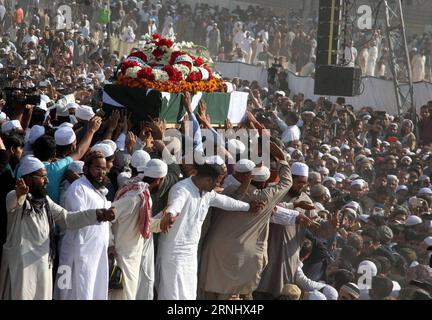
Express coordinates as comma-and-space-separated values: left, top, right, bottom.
102, 84, 248, 124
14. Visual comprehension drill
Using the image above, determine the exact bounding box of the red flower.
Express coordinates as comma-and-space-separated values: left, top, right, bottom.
187, 72, 202, 82
152, 34, 161, 40
128, 51, 148, 63
137, 68, 155, 81
152, 48, 166, 60
121, 60, 140, 73
158, 38, 174, 48
162, 65, 183, 82
193, 57, 204, 67
169, 51, 186, 65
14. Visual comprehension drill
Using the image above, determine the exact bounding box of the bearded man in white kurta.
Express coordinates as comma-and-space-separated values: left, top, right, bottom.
0, 156, 115, 300
54, 151, 112, 300
156, 163, 262, 300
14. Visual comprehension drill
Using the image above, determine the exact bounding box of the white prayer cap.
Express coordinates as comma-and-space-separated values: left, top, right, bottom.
382, 141, 390, 147
75, 105, 95, 121
17, 156, 45, 178
66, 102, 79, 110
320, 144, 331, 152
322, 285, 338, 300
349, 174, 360, 180
334, 176, 343, 183
327, 155, 339, 164
56, 103, 69, 117
358, 260, 377, 276
342, 207, 357, 218
227, 139, 246, 154
55, 127, 76, 146
323, 177, 336, 185
2, 120, 22, 134
0, 112, 7, 122
345, 201, 360, 211
101, 140, 117, 154
205, 155, 225, 166
143, 159, 168, 178
319, 167, 329, 175
341, 144, 350, 151
91, 143, 114, 158
330, 146, 341, 153
252, 166, 270, 182
234, 159, 255, 173
387, 175, 398, 181
334, 173, 346, 181
351, 179, 364, 188
396, 185, 409, 193
28, 125, 45, 145
292, 162, 309, 177
405, 215, 422, 226
423, 236, 432, 247
355, 155, 366, 163
131, 150, 151, 172
418, 188, 432, 195
67, 161, 84, 174
275, 90, 286, 97
364, 148, 371, 156
117, 171, 132, 188
307, 290, 327, 300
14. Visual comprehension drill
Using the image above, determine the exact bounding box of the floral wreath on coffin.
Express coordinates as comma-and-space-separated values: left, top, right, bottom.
116, 34, 225, 93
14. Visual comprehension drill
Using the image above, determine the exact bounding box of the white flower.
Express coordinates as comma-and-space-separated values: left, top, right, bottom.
173, 64, 191, 80
126, 66, 142, 78
153, 69, 169, 82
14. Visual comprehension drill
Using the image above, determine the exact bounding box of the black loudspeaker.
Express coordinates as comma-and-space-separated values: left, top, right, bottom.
314, 65, 362, 97
316, 0, 343, 66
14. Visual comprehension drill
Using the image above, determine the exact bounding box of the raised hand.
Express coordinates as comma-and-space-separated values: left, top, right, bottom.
294, 201, 316, 211
16, 178, 29, 198
88, 115, 102, 133
107, 110, 120, 128
296, 213, 320, 229
126, 131, 137, 154
96, 207, 116, 222
270, 141, 285, 161
181, 92, 192, 113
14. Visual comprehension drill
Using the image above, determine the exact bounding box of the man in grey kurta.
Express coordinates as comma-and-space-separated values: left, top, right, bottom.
255, 162, 316, 299
199, 150, 292, 299
0, 156, 115, 300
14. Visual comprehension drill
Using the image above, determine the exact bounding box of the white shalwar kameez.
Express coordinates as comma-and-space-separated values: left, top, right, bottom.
54, 176, 111, 300
109, 182, 162, 300
156, 177, 250, 300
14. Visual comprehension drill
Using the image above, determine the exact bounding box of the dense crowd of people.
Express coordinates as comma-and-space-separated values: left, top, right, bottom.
0, 0, 430, 301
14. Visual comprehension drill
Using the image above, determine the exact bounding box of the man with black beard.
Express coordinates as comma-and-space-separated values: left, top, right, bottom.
55, 151, 113, 300
0, 156, 116, 300
0, 134, 24, 267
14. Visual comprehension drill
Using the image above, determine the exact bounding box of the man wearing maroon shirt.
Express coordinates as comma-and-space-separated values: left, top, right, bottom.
418, 104, 432, 146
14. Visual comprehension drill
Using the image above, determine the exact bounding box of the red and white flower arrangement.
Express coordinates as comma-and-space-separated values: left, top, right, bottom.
117, 34, 224, 92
